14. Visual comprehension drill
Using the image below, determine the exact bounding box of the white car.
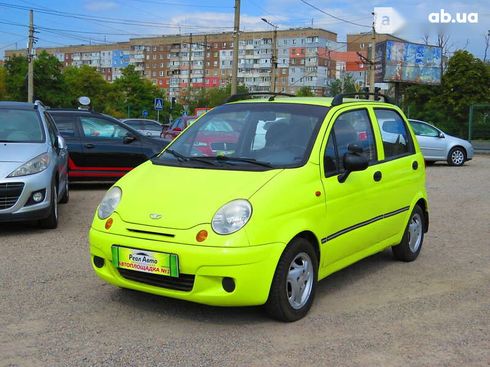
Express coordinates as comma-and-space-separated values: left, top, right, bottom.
408, 119, 474, 166
121, 118, 163, 138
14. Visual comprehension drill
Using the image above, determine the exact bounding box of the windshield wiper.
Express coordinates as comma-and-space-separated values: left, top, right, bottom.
164, 149, 217, 166
213, 156, 274, 168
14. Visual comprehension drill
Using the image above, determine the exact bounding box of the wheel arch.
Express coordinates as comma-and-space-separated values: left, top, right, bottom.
414, 197, 429, 233
291, 230, 321, 265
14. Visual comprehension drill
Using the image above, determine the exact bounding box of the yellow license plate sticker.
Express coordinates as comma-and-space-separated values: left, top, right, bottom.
112, 246, 179, 277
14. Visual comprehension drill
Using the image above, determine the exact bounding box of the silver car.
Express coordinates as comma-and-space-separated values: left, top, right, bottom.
408, 119, 474, 166
120, 118, 163, 138
0, 101, 69, 228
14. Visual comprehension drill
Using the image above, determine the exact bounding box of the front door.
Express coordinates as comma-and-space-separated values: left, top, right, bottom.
319, 107, 386, 270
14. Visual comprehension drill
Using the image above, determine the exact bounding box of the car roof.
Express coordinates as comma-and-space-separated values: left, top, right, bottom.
48, 108, 95, 113
228, 96, 395, 108
0, 101, 36, 110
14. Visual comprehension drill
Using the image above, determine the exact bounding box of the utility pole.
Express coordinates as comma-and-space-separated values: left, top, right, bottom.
261, 18, 278, 93
27, 9, 34, 103
231, 0, 240, 95
369, 11, 376, 99
203, 35, 208, 92
187, 33, 192, 103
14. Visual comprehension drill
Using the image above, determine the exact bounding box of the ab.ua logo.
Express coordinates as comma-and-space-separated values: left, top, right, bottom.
428, 9, 478, 24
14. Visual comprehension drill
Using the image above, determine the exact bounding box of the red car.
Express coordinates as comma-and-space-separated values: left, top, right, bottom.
161, 116, 197, 140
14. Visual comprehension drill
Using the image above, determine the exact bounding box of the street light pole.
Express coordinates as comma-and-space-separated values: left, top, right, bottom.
261, 18, 278, 93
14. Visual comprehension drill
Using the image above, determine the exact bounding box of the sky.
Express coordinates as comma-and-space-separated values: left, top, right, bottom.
0, 0, 488, 60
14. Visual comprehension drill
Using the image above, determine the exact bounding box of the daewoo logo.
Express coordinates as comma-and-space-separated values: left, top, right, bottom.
149, 213, 162, 220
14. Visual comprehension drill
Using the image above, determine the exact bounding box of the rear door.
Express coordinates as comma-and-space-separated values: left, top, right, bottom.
371, 108, 423, 238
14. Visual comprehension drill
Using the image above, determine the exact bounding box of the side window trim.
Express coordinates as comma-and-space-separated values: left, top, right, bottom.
322, 107, 378, 178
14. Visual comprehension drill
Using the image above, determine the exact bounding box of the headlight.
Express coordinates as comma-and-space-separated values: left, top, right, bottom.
98, 187, 122, 219
8, 153, 50, 177
212, 199, 252, 235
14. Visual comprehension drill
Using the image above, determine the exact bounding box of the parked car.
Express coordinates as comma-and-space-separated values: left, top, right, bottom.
89, 94, 429, 322
0, 101, 69, 229
161, 115, 197, 140
408, 119, 474, 166
120, 118, 163, 138
48, 109, 169, 181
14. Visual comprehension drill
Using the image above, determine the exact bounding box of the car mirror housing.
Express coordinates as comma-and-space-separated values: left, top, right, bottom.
438, 132, 445, 138
123, 134, 136, 144
338, 152, 369, 183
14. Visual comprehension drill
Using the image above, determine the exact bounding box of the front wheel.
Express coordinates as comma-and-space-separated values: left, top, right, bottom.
392, 205, 425, 262
39, 181, 58, 229
447, 147, 466, 166
265, 238, 318, 322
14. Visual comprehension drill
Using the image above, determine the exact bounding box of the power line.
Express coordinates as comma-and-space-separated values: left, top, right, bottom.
298, 0, 370, 28
124, 0, 232, 9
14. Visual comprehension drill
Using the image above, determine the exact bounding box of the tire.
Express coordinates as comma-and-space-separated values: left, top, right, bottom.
39, 182, 58, 229
59, 179, 69, 204
392, 205, 425, 262
447, 147, 466, 166
425, 160, 435, 166
265, 238, 318, 322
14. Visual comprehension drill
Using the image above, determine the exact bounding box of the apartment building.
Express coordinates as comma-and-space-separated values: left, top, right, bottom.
5, 28, 348, 98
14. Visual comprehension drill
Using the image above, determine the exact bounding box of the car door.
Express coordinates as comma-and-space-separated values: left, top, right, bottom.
371, 108, 422, 239
320, 107, 387, 268
410, 120, 446, 160
78, 116, 148, 175
48, 112, 85, 174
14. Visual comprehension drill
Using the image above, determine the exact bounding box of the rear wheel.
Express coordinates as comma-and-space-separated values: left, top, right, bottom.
39, 182, 58, 229
265, 238, 318, 322
392, 205, 425, 262
447, 147, 466, 166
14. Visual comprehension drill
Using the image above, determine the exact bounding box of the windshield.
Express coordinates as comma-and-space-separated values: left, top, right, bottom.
153, 103, 329, 170
0, 109, 45, 143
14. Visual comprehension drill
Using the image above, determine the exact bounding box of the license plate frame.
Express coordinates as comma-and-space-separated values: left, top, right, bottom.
112, 246, 179, 278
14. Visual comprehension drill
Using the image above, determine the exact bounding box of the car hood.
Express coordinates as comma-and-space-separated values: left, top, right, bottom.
115, 162, 283, 229
0, 143, 47, 178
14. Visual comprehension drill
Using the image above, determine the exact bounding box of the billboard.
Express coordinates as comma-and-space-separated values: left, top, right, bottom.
375, 41, 442, 85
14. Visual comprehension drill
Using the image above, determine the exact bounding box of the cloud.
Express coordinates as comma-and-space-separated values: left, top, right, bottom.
84, 1, 118, 12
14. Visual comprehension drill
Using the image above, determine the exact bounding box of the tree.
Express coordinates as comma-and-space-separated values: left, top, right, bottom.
4, 55, 28, 101
296, 86, 315, 97
111, 65, 162, 118
327, 74, 357, 96
33, 51, 66, 106
63, 65, 110, 111
0, 66, 7, 100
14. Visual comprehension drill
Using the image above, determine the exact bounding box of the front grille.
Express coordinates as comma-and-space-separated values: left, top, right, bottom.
0, 183, 24, 210
118, 268, 195, 292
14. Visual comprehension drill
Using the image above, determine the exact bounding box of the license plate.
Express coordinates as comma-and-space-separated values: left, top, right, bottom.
112, 246, 179, 277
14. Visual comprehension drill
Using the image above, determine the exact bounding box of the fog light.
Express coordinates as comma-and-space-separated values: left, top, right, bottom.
222, 277, 235, 293
93, 256, 105, 268
32, 191, 44, 202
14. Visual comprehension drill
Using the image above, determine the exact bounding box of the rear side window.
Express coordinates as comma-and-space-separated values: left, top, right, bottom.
50, 114, 78, 138
410, 121, 439, 137
143, 121, 162, 131
375, 109, 414, 159
324, 109, 377, 176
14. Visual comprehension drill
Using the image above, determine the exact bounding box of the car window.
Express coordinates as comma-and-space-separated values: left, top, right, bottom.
169, 118, 181, 130
410, 121, 439, 137
143, 121, 162, 131
374, 109, 414, 159
80, 117, 130, 140
124, 120, 143, 129
50, 114, 78, 138
156, 103, 328, 170
0, 109, 45, 143
324, 108, 377, 176
44, 112, 58, 146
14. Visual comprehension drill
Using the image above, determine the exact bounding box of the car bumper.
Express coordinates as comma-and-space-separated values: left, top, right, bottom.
0, 170, 53, 223
89, 228, 285, 306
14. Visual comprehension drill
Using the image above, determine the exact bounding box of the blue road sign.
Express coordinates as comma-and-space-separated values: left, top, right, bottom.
154, 98, 164, 110
143, 110, 148, 117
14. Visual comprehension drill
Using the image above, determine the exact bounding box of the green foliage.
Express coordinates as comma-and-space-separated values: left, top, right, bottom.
0, 66, 6, 100
188, 84, 248, 113
4, 55, 28, 101
63, 65, 109, 111
327, 74, 357, 96
404, 50, 490, 137
296, 86, 315, 97
33, 51, 66, 106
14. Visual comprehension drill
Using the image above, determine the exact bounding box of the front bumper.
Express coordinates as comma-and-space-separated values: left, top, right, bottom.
89, 227, 285, 307
0, 169, 53, 222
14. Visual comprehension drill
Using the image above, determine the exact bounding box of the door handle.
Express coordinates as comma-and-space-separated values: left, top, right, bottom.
373, 171, 382, 182
84, 143, 95, 149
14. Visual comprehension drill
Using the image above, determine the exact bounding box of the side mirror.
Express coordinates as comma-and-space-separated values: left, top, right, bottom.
57, 135, 67, 150
123, 134, 136, 144
438, 132, 445, 138
338, 145, 369, 183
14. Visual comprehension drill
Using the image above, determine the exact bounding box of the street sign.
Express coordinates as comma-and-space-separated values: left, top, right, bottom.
154, 98, 164, 110
143, 110, 148, 118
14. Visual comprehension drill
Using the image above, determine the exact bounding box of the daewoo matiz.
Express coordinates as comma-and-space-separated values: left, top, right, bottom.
89, 93, 429, 321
